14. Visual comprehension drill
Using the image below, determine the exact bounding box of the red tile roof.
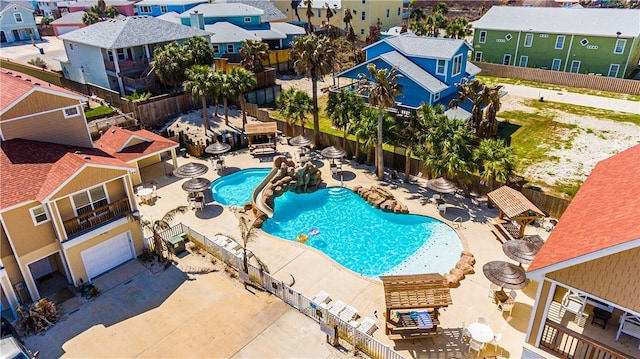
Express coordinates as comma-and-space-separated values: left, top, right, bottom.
0, 69, 83, 110
94, 126, 178, 162
0, 139, 132, 209
528, 144, 640, 272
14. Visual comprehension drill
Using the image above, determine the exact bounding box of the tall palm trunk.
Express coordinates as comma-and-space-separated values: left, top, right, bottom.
239, 94, 247, 132
366, 147, 373, 166
311, 76, 320, 146
376, 105, 384, 180
223, 97, 229, 126
404, 145, 412, 183
355, 135, 361, 161
342, 131, 348, 152
201, 96, 210, 132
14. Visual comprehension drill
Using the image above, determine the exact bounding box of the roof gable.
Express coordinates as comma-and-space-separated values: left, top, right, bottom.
0, 1, 33, 12
375, 35, 471, 60
528, 144, 640, 273
94, 126, 178, 162
180, 3, 263, 18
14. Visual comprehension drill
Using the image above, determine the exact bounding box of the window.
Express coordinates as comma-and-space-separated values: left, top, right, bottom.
434, 92, 440, 101
386, 9, 389, 18
360, 28, 365, 35
244, 17, 251, 23
502, 54, 511, 65
116, 48, 125, 61
63, 106, 79, 118
14, 12, 22, 22
607, 64, 620, 78
72, 185, 108, 216
160, 5, 167, 13
317, 9, 321, 18
524, 33, 533, 47
614, 39, 626, 54
139, 5, 151, 13
361, 11, 365, 21
69, 43, 74, 51
397, 7, 400, 16
362, 0, 365, 3
569, 60, 581, 73
555, 35, 565, 49
30, 205, 50, 225
227, 44, 234, 53
212, 45, 219, 53
474, 51, 482, 62
505, 33, 512, 41
452, 54, 462, 76
519, 55, 528, 67
551, 58, 561, 71
436, 59, 446, 75
580, 38, 589, 46
479, 31, 486, 44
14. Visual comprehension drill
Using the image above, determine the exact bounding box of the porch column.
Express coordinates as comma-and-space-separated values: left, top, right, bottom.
144, 44, 151, 63
0, 268, 20, 315
112, 48, 126, 96
170, 149, 178, 170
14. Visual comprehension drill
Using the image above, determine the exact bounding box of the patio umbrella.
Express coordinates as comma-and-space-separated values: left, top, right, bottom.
204, 141, 231, 156
482, 260, 529, 290
181, 177, 211, 193
426, 177, 457, 195
173, 162, 209, 178
289, 135, 312, 147
321, 146, 346, 159
502, 240, 542, 265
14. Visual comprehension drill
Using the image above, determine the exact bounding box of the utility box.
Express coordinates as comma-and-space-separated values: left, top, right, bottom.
166, 233, 186, 255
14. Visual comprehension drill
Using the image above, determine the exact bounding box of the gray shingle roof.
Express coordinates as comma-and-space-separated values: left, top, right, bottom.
157, 11, 181, 24
220, 0, 286, 22
178, 3, 263, 18
380, 35, 471, 60
136, 0, 207, 5
474, 6, 640, 38
58, 16, 212, 49
70, 0, 133, 7
380, 52, 448, 93
206, 22, 258, 43
0, 1, 33, 12
466, 62, 481, 77
270, 22, 305, 35
51, 11, 86, 25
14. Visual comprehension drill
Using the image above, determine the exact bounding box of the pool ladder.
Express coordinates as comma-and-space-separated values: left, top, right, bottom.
452, 216, 463, 229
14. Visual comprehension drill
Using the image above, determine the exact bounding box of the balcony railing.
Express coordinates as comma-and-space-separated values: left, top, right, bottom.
104, 58, 148, 74
122, 74, 156, 91
539, 319, 632, 359
62, 198, 131, 238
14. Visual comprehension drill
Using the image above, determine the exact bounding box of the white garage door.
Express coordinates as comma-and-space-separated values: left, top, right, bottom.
81, 232, 134, 280
57, 26, 80, 35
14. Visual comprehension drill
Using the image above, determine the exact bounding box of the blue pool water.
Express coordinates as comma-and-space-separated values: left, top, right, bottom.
210, 168, 270, 206
262, 187, 462, 278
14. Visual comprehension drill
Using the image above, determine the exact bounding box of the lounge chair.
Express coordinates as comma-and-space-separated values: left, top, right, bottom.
214, 235, 230, 247
311, 291, 331, 306
328, 300, 347, 317
357, 317, 378, 335
339, 305, 359, 323
561, 291, 587, 316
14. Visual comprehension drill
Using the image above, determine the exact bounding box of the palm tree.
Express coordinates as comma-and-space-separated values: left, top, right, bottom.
290, 34, 335, 146
399, 103, 444, 183
153, 41, 188, 92
220, 216, 269, 287
326, 89, 365, 150
82, 11, 99, 25
240, 40, 269, 73
228, 67, 257, 132
219, 72, 236, 126
276, 88, 312, 137
409, 7, 427, 25
186, 36, 215, 66
105, 6, 119, 18
446, 17, 472, 39
305, 0, 314, 33
409, 20, 428, 36
342, 6, 352, 31
325, 3, 335, 37
356, 64, 402, 181
432, 2, 449, 16
450, 78, 504, 139
352, 107, 378, 165
426, 12, 447, 37
291, 0, 301, 21
184, 65, 213, 133
132, 206, 189, 263
473, 138, 517, 192
210, 70, 223, 116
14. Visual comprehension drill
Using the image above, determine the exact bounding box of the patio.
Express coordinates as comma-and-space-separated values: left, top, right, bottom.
137, 143, 552, 358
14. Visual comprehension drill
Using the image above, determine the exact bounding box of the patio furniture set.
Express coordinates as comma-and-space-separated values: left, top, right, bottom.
310, 291, 378, 336
137, 185, 157, 204
463, 316, 502, 357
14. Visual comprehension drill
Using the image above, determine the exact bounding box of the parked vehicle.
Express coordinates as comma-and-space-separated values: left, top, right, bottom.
1, 317, 39, 359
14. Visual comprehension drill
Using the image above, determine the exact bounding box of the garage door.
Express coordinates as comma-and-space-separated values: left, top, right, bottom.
81, 232, 134, 280
56, 26, 80, 35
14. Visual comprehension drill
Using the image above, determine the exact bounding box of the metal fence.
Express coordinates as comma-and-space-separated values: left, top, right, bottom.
147, 223, 405, 359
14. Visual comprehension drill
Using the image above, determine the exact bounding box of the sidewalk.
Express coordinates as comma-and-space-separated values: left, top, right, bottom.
501, 84, 640, 114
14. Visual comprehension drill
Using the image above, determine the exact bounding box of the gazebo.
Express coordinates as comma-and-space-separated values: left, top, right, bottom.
380, 274, 452, 337
487, 186, 545, 239
245, 122, 278, 155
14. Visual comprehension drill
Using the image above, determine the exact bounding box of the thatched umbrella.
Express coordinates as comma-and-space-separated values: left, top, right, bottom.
321, 146, 346, 165
204, 142, 231, 156
181, 177, 211, 193
482, 260, 529, 290
173, 162, 209, 178
502, 240, 541, 265
289, 135, 312, 147
426, 177, 457, 195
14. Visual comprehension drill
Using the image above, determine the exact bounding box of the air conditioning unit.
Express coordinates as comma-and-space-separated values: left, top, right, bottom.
13, 282, 29, 304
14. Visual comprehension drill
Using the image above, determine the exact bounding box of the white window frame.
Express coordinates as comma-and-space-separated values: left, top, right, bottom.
30, 205, 50, 226
474, 51, 483, 62
519, 55, 528, 67
63, 105, 80, 118
116, 48, 125, 61
570, 60, 581, 73
452, 54, 462, 76
479, 31, 486, 44
71, 184, 109, 216
580, 38, 589, 46
551, 58, 561, 71
14, 12, 23, 23
555, 35, 565, 50
244, 17, 251, 23
614, 39, 626, 54
524, 33, 533, 47
436, 59, 446, 75
160, 5, 167, 13
139, 5, 151, 13
226, 44, 234, 53
502, 54, 511, 65
212, 45, 219, 53
607, 64, 620, 78
434, 92, 440, 101
505, 33, 512, 41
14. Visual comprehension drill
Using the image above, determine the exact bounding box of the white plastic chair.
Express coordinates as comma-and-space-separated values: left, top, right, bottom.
438, 203, 447, 214
489, 332, 502, 350
339, 305, 359, 323
328, 300, 347, 317
357, 317, 378, 335
311, 291, 331, 306
468, 338, 484, 357
562, 291, 587, 316
488, 283, 500, 301
461, 321, 471, 341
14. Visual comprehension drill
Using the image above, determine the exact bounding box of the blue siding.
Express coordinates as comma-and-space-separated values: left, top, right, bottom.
364, 42, 395, 61
211, 42, 242, 55
0, 6, 40, 43
182, 14, 261, 26
136, 1, 207, 16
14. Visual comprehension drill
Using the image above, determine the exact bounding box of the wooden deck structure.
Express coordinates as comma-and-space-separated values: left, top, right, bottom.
488, 186, 545, 239
380, 274, 453, 338
245, 122, 278, 154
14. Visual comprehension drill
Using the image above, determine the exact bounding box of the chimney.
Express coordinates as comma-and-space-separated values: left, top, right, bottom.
190, 10, 205, 31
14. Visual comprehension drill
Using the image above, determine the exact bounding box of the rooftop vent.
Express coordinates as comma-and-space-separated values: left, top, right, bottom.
84, 156, 91, 160
25, 78, 31, 82
15, 75, 21, 78
111, 129, 116, 133
34, 83, 40, 86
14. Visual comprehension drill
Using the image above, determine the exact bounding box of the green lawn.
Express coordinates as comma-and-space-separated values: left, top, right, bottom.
84, 106, 115, 121
478, 75, 640, 102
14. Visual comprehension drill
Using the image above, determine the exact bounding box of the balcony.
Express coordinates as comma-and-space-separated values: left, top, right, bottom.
539, 319, 632, 359
104, 58, 148, 76
62, 198, 132, 238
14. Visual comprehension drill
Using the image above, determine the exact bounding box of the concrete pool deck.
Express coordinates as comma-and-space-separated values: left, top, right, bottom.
131, 143, 550, 358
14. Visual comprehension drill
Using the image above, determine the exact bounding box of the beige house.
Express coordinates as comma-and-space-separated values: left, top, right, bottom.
524, 145, 640, 357
0, 69, 152, 319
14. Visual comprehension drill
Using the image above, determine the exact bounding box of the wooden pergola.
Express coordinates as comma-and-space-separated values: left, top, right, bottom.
245, 122, 278, 154
487, 186, 545, 239
380, 273, 452, 337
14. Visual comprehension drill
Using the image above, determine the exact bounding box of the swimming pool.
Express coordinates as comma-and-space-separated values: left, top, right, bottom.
210, 168, 271, 206
262, 187, 462, 278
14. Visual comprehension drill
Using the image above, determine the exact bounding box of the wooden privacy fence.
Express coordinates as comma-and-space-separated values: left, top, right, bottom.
0, 58, 63, 85
149, 223, 406, 359
473, 62, 640, 95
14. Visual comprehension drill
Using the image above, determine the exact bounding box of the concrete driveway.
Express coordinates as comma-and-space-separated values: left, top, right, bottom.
25, 257, 341, 358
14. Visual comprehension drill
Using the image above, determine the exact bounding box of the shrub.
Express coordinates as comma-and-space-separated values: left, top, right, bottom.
41, 17, 53, 25
125, 91, 151, 102
27, 57, 47, 69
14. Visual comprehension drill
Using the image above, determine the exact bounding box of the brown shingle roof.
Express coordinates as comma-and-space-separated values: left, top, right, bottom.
94, 126, 178, 162
0, 69, 83, 110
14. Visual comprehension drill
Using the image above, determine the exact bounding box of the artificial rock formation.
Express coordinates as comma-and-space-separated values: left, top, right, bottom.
444, 251, 476, 288
352, 185, 409, 214
261, 156, 323, 213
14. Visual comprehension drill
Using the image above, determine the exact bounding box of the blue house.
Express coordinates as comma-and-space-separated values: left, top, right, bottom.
0, 1, 40, 44
179, 3, 263, 27
336, 35, 481, 119
135, 0, 208, 17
